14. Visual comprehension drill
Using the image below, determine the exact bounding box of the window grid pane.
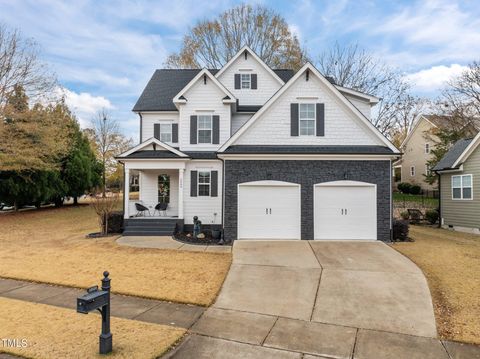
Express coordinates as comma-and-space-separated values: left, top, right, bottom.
452, 176, 461, 188
160, 124, 172, 142
463, 188, 472, 199
198, 171, 210, 196
241, 74, 251, 89
452, 188, 461, 199
299, 119, 315, 135
462, 175, 472, 187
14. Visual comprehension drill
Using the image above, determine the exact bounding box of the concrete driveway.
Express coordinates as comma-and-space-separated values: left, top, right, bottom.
167, 240, 450, 359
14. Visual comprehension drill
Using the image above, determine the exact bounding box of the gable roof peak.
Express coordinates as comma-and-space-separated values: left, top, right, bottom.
215, 46, 285, 84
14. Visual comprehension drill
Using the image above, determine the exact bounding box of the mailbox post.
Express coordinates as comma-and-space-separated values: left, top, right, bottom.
77, 271, 112, 355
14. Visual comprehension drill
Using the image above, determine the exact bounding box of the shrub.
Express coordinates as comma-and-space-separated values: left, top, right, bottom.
397, 182, 412, 194
410, 185, 421, 195
392, 219, 409, 241
107, 211, 124, 233
90, 194, 119, 235
400, 211, 410, 220
409, 210, 422, 224
425, 209, 439, 225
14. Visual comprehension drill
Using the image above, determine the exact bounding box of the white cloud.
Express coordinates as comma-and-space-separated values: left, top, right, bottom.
59, 88, 114, 127
405, 64, 467, 92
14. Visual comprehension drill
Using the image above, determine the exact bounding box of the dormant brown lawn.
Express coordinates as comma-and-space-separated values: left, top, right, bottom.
0, 297, 185, 359
0, 204, 231, 306
392, 226, 480, 344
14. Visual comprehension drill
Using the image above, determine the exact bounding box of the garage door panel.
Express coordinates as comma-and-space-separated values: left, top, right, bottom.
238, 183, 300, 240
314, 183, 376, 240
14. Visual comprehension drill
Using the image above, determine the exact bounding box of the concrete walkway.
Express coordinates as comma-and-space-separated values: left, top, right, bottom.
116, 235, 232, 253
167, 240, 480, 359
0, 278, 204, 328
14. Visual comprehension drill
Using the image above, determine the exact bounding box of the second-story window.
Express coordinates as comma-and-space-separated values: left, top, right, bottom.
241, 74, 251, 89
198, 115, 212, 144
425, 143, 430, 154
299, 103, 316, 136
160, 124, 172, 142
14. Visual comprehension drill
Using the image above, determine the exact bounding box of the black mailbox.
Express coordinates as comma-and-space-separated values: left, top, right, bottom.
77, 289, 109, 314
77, 272, 112, 355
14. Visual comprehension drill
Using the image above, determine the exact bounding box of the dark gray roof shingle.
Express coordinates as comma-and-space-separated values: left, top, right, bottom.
222, 145, 394, 155
432, 138, 473, 171
133, 69, 295, 112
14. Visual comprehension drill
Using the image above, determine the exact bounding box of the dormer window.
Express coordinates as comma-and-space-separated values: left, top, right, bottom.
241, 74, 251, 89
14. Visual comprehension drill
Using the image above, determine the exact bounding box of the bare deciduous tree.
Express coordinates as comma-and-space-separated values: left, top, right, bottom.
0, 23, 57, 109
317, 42, 417, 137
165, 4, 308, 70
90, 110, 131, 196
440, 60, 480, 123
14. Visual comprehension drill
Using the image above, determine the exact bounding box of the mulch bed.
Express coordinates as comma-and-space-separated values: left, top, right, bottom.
174, 232, 229, 246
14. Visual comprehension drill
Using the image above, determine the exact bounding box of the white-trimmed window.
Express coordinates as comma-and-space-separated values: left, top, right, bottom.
452, 174, 472, 200
198, 115, 212, 144
410, 166, 415, 176
299, 103, 315, 136
241, 74, 251, 89
425, 165, 431, 176
425, 143, 430, 154
160, 124, 172, 142
198, 171, 211, 196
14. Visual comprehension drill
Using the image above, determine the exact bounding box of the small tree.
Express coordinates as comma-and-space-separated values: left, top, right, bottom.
89, 110, 131, 197
91, 194, 119, 235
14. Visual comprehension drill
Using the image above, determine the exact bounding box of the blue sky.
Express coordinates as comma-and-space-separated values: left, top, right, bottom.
0, 0, 479, 140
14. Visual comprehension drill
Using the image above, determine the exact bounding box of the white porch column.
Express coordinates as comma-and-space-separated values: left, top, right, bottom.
178, 168, 184, 219
124, 168, 130, 219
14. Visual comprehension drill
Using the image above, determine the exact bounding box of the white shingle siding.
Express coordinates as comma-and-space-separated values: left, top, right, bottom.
183, 160, 223, 224
217, 54, 282, 106
236, 75, 383, 146
231, 113, 253, 135
141, 112, 179, 143
344, 96, 372, 120
178, 79, 231, 151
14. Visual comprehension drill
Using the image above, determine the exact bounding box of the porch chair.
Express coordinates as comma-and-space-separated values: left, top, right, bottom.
135, 203, 150, 217
154, 202, 168, 216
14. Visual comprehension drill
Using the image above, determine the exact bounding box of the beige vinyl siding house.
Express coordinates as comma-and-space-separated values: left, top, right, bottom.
399, 116, 438, 190
434, 133, 480, 234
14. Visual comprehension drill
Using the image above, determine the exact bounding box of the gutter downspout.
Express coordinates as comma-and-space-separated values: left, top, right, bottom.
138, 113, 143, 144
437, 173, 441, 228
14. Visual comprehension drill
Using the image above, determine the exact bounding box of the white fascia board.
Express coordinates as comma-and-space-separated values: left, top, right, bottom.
335, 85, 380, 104
452, 131, 480, 168
214, 45, 284, 85
219, 62, 400, 154
173, 69, 237, 104
217, 154, 399, 160
117, 137, 188, 158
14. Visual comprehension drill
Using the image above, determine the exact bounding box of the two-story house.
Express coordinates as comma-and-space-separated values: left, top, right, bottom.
117, 46, 400, 241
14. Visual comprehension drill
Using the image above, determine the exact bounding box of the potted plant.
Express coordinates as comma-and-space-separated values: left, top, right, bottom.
211, 228, 221, 240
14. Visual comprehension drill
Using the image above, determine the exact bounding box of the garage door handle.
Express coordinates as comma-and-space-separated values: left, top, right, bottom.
269, 208, 272, 214
341, 209, 344, 215
266, 208, 268, 215
345, 209, 347, 215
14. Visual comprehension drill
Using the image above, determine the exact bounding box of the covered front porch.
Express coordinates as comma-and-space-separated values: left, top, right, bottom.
124, 162, 186, 220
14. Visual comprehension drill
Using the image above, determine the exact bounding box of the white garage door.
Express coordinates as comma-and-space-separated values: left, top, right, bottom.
314, 181, 376, 240
238, 181, 301, 240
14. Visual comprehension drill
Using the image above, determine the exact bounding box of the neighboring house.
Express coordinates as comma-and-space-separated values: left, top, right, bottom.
116, 46, 400, 241
396, 115, 451, 190
433, 131, 480, 234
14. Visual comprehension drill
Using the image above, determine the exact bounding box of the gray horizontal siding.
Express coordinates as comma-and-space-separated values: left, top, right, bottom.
441, 146, 480, 229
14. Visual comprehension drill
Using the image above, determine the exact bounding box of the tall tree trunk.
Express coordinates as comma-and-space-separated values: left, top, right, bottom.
73, 196, 78, 205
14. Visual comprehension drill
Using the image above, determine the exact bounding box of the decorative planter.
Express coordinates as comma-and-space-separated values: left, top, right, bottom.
211, 229, 221, 240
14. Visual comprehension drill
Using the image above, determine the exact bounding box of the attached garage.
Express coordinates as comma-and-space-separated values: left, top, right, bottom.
314, 181, 377, 240
238, 181, 301, 240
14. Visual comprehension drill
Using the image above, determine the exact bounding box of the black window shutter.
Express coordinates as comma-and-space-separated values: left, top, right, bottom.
212, 115, 220, 144
172, 123, 178, 143
234, 74, 240, 89
291, 103, 299, 136
190, 116, 197, 144
190, 171, 197, 197
316, 103, 325, 136
251, 74, 257, 89
154, 123, 160, 140
211, 171, 218, 197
